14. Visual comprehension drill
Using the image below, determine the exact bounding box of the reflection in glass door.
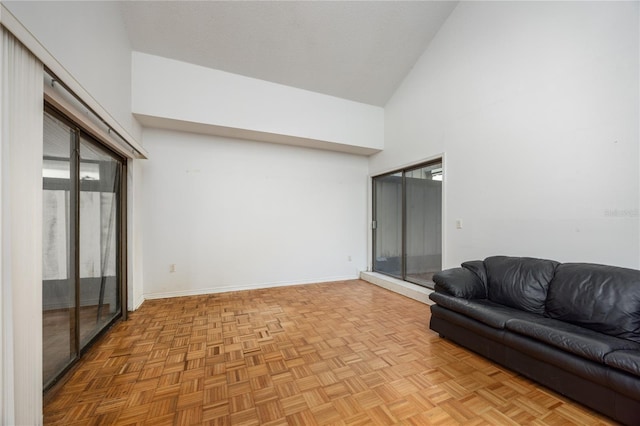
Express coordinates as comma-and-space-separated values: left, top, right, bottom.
79, 137, 121, 347
42, 107, 124, 389
42, 112, 77, 387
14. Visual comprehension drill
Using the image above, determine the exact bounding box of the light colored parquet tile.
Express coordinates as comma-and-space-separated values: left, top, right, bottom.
44, 280, 616, 425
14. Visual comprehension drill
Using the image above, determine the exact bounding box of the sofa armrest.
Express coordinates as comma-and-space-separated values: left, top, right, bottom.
433, 267, 487, 299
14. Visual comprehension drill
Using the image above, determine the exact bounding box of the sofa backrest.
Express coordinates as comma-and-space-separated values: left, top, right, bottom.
546, 263, 640, 343
485, 256, 559, 315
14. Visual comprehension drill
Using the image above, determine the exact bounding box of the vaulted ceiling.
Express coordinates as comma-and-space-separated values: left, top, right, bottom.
119, 1, 458, 106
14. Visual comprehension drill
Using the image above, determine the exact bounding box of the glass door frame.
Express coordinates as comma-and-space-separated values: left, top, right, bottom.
372, 158, 443, 288
43, 103, 128, 391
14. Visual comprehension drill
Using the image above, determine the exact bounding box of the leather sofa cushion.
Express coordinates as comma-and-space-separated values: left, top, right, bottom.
506, 318, 640, 363
484, 256, 559, 315
546, 263, 640, 343
429, 293, 541, 329
433, 267, 486, 299
605, 350, 640, 376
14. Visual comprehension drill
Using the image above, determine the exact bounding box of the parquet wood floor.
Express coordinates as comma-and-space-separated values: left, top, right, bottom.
43, 280, 616, 425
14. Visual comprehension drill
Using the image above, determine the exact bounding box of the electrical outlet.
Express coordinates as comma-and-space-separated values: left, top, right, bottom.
169, 264, 176, 273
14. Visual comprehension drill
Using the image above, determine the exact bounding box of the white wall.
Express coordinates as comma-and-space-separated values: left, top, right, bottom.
4, 1, 141, 141
373, 1, 639, 269
132, 52, 383, 155
142, 129, 368, 298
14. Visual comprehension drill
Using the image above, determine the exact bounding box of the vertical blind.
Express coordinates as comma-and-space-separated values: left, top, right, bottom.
1, 27, 44, 426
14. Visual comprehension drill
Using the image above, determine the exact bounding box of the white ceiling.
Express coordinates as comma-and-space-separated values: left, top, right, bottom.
119, 1, 458, 106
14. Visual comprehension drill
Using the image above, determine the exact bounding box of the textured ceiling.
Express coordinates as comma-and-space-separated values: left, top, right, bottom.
120, 1, 457, 106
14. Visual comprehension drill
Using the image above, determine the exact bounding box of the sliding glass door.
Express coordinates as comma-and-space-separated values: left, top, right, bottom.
405, 163, 442, 285
373, 160, 442, 287
372, 172, 403, 278
42, 107, 125, 389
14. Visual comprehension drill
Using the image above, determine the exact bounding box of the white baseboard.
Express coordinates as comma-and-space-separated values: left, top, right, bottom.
131, 294, 145, 311
359, 271, 433, 305
142, 274, 358, 301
